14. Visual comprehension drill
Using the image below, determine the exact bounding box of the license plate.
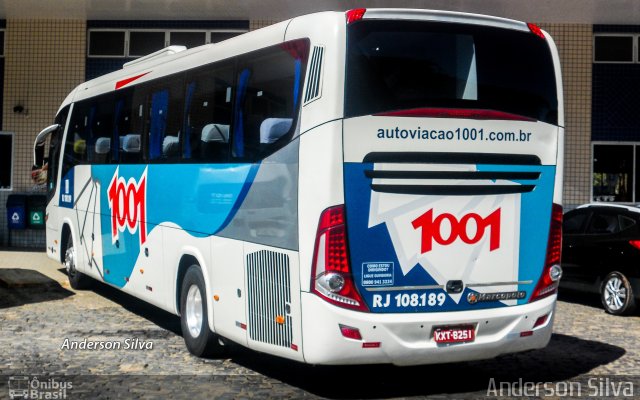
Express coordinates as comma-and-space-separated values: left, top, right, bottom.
433, 325, 475, 344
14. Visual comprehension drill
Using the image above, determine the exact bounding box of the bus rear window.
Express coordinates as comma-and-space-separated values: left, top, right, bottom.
345, 20, 558, 125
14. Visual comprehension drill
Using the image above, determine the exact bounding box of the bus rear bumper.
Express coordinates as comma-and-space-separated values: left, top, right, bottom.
300, 292, 556, 366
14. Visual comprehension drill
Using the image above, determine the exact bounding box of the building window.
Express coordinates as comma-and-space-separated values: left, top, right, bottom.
88, 31, 126, 57
594, 34, 636, 63
170, 31, 206, 48
0, 132, 13, 190
592, 143, 639, 202
88, 29, 246, 58
129, 31, 166, 57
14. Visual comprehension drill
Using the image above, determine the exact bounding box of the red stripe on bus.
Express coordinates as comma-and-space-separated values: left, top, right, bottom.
375, 108, 535, 122
115, 72, 150, 90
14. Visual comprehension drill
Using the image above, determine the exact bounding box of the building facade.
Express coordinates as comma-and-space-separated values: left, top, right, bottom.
0, 0, 637, 247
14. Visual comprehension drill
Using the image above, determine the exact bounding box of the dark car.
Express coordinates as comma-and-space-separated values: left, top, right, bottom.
561, 203, 640, 315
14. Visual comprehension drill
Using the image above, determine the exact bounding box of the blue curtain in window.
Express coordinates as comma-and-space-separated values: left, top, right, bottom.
150, 89, 169, 159
113, 99, 124, 162
183, 82, 197, 159
86, 106, 96, 161
293, 59, 302, 111
233, 69, 251, 158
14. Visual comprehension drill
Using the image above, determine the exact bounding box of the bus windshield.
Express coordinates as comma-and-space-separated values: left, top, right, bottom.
345, 20, 559, 125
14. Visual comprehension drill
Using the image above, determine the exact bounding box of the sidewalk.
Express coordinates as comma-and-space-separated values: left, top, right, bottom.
0, 250, 68, 287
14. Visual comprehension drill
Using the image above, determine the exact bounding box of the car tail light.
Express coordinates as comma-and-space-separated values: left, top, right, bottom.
530, 203, 563, 302
311, 205, 368, 311
346, 8, 366, 24
527, 23, 546, 40
629, 240, 640, 250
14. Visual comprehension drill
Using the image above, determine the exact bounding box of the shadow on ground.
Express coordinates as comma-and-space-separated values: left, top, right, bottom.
58, 268, 182, 336
0, 269, 74, 308
228, 334, 625, 399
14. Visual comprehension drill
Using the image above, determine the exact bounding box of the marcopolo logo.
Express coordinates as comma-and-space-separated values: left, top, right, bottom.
107, 167, 148, 246
412, 208, 501, 254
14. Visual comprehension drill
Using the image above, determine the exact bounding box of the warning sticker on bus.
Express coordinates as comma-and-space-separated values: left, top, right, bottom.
362, 262, 394, 287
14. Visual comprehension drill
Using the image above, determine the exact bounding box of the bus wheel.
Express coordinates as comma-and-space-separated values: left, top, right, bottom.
64, 233, 92, 290
180, 265, 226, 357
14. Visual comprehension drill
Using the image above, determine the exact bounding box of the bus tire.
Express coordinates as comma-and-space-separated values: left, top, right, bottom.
180, 265, 226, 357
64, 232, 92, 290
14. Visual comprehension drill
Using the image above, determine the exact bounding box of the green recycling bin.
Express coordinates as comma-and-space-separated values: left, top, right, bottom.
27, 194, 46, 229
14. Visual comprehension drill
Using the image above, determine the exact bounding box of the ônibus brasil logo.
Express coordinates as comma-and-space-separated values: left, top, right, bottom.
412, 208, 501, 254
107, 167, 147, 246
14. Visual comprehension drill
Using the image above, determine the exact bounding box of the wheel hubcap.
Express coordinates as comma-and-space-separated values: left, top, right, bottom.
604, 277, 627, 311
64, 245, 76, 277
186, 285, 203, 338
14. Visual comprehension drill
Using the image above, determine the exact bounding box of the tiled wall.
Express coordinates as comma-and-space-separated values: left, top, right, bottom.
540, 24, 593, 208
1, 19, 85, 248
250, 20, 281, 31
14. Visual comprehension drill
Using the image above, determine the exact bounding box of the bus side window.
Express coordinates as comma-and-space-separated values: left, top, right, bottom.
148, 77, 184, 162
62, 102, 90, 178
113, 91, 133, 164
124, 87, 147, 164
183, 62, 234, 163
232, 39, 309, 162
88, 94, 115, 164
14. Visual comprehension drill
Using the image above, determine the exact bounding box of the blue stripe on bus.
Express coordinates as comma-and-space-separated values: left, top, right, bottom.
475, 164, 556, 304
217, 163, 261, 232
93, 163, 258, 288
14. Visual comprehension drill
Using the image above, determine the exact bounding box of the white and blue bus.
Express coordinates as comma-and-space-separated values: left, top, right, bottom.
35, 8, 564, 365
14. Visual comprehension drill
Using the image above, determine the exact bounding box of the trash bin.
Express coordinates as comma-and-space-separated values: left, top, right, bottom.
6, 194, 27, 230
27, 194, 47, 229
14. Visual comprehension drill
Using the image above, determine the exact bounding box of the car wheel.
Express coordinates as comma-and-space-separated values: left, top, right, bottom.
601, 271, 636, 316
64, 233, 92, 290
180, 265, 226, 357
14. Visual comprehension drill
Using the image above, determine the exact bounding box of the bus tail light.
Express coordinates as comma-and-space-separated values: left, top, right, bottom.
530, 203, 563, 302
311, 205, 368, 312
346, 8, 366, 24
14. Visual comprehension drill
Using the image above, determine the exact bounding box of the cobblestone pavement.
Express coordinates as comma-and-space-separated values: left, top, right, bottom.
0, 260, 639, 399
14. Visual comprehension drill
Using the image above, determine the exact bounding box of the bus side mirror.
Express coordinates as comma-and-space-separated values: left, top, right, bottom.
33, 124, 59, 168
31, 124, 60, 185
